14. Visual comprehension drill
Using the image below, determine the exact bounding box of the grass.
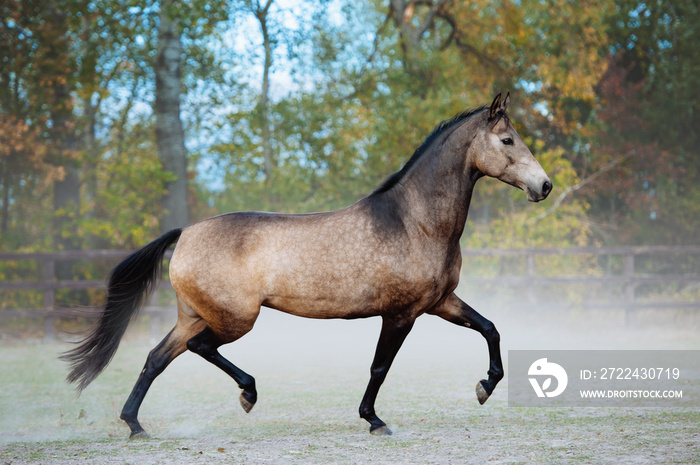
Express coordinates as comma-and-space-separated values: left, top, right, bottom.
1, 310, 700, 464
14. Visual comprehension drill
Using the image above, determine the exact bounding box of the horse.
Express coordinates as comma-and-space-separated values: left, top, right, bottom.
61, 93, 552, 437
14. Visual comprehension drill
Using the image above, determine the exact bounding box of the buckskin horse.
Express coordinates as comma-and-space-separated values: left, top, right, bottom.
62, 93, 552, 437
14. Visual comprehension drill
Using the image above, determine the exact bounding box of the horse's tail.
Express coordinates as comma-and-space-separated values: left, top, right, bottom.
61, 228, 183, 392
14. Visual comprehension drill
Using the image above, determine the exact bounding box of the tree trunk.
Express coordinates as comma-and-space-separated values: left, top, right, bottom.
389, 0, 450, 75
156, 0, 189, 232
259, 6, 274, 184
0, 162, 10, 234
50, 60, 80, 282
251, 0, 275, 185
79, 14, 101, 248
45, 6, 80, 254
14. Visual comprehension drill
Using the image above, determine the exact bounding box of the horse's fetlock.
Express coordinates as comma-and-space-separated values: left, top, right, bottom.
359, 406, 374, 419
487, 364, 504, 382
490, 369, 504, 381
240, 376, 256, 392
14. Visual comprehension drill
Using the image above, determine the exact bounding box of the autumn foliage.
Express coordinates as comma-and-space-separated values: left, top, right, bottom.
1, 0, 698, 255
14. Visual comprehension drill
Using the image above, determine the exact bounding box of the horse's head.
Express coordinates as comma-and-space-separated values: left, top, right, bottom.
472, 93, 552, 202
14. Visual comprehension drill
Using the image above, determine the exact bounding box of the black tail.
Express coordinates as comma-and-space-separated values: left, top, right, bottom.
61, 228, 182, 392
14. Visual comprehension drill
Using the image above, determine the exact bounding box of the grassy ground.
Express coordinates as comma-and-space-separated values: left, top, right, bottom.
1, 308, 699, 464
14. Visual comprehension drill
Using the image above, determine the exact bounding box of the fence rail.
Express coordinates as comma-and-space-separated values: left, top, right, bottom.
0, 250, 174, 340
1, 247, 699, 340
460, 246, 700, 324
462, 246, 700, 287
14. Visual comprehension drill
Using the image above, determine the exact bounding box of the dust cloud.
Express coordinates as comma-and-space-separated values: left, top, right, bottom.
1, 285, 697, 452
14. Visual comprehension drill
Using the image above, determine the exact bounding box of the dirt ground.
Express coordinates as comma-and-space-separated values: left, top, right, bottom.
1, 305, 699, 464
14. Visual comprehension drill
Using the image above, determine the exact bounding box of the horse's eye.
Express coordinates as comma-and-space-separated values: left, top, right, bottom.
502, 138, 513, 146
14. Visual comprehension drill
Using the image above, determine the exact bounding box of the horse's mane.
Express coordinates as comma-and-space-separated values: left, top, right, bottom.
373, 105, 488, 194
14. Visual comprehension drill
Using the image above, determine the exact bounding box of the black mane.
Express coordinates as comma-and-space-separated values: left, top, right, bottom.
373, 105, 488, 194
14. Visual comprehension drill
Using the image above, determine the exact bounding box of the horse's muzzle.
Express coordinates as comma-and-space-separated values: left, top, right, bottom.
526, 178, 552, 202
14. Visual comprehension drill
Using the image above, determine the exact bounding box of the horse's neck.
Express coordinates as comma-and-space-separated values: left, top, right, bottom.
386, 142, 479, 243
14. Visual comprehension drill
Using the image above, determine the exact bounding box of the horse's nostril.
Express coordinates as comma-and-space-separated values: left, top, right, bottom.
542, 180, 552, 197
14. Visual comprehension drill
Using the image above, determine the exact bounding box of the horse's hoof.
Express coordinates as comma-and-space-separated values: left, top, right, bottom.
239, 391, 256, 413
129, 430, 150, 440
476, 380, 491, 405
370, 425, 392, 436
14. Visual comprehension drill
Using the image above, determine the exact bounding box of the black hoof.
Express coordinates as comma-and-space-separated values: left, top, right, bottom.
370, 424, 392, 436
129, 429, 150, 440
122, 415, 148, 439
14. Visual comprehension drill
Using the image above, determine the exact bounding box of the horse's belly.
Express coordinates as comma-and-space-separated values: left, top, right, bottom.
261, 268, 445, 320
263, 296, 379, 320
261, 277, 380, 319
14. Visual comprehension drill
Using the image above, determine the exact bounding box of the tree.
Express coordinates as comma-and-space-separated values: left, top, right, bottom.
0, 0, 78, 251
156, 0, 189, 232
583, 0, 700, 245
3, 0, 695, 256
244, 0, 275, 186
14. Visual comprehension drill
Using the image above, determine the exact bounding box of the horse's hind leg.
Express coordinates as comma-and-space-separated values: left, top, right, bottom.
186, 326, 257, 413
120, 315, 203, 438
429, 293, 503, 405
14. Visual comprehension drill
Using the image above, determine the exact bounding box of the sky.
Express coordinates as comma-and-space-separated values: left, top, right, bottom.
187, 0, 356, 192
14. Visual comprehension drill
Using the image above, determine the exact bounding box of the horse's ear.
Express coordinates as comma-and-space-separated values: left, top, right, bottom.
489, 93, 502, 120
501, 92, 510, 112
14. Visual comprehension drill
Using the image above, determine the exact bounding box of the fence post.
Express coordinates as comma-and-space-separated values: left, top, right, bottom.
43, 259, 55, 341
624, 252, 636, 326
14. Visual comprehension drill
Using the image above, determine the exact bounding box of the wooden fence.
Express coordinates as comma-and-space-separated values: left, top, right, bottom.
460, 246, 700, 323
1, 246, 699, 340
0, 250, 174, 341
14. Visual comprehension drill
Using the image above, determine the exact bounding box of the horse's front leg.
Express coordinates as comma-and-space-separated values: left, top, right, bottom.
429, 293, 503, 404
359, 315, 414, 435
